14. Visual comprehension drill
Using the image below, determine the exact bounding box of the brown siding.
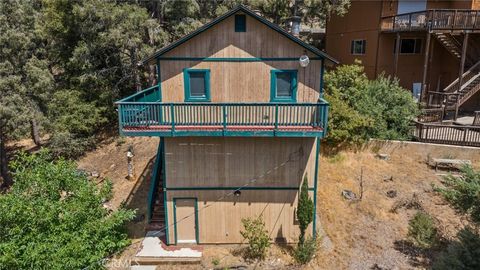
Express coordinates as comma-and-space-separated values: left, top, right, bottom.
164, 137, 317, 244
326, 0, 472, 91
159, 12, 321, 103
326, 1, 383, 79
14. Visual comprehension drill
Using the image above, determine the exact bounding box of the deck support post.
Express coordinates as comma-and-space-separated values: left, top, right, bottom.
394, 32, 400, 76
456, 32, 469, 120
421, 32, 431, 103
312, 138, 320, 238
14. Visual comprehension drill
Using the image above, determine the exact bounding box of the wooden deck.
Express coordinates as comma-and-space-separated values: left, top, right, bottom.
381, 9, 480, 32
117, 101, 329, 137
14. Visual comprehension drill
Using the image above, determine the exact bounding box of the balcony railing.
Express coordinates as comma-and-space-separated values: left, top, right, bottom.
381, 9, 480, 32
115, 87, 329, 137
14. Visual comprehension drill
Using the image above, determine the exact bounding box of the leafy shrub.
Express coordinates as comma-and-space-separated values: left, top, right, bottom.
433, 227, 480, 270
0, 150, 135, 269
432, 166, 480, 269
436, 165, 480, 223
324, 62, 419, 146
408, 212, 438, 248
297, 177, 314, 244
293, 236, 318, 264
240, 215, 271, 260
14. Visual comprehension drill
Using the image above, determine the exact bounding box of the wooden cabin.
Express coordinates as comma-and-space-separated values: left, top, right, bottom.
116, 5, 334, 245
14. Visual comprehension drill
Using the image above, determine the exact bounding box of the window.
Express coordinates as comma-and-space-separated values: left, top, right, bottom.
235, 14, 246, 32
270, 70, 297, 102
351, 40, 366, 55
183, 69, 210, 102
394, 38, 422, 54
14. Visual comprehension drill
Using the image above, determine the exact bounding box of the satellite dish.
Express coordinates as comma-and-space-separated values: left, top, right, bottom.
299, 55, 310, 68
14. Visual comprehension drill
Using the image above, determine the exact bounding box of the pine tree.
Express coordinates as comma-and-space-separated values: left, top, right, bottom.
297, 175, 314, 244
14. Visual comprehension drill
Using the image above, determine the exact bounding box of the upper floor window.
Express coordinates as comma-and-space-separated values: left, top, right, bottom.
235, 14, 246, 32
183, 69, 211, 102
394, 38, 422, 54
270, 70, 297, 102
351, 40, 366, 55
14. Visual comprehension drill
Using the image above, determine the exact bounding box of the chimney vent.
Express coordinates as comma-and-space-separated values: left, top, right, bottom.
289, 16, 301, 37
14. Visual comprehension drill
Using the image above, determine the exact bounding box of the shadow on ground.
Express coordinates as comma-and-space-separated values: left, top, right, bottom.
123, 155, 156, 239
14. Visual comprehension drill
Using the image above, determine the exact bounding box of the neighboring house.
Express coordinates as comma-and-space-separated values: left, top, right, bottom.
116, 5, 334, 245
326, 0, 480, 114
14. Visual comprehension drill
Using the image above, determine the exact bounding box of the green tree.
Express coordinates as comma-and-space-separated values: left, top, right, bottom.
0, 0, 51, 187
297, 176, 314, 244
37, 0, 166, 157
0, 150, 135, 269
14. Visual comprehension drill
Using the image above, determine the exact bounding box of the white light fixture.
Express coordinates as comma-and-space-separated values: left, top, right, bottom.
299, 55, 310, 68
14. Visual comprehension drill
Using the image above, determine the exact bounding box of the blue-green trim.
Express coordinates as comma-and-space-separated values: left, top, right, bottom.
319, 59, 325, 99
183, 68, 211, 102
173, 197, 199, 245
157, 57, 324, 62
121, 130, 325, 138
313, 138, 320, 238
156, 58, 162, 101
147, 142, 163, 222
235, 14, 246, 32
156, 58, 163, 122
141, 5, 338, 64
270, 69, 298, 103
161, 138, 169, 244
166, 186, 314, 191
115, 85, 160, 103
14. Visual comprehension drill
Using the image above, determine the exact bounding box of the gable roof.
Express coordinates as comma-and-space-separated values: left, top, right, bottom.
141, 5, 338, 64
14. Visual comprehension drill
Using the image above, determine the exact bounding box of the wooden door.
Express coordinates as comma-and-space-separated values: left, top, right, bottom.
174, 198, 197, 244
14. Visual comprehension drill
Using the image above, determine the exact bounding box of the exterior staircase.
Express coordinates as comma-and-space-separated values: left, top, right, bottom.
146, 156, 165, 231
429, 60, 480, 114
434, 33, 462, 60
444, 60, 480, 108
433, 33, 480, 68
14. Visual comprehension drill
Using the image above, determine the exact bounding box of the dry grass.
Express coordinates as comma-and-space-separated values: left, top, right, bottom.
311, 146, 474, 270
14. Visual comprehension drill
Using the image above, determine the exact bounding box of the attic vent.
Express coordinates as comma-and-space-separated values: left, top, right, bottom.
235, 14, 246, 32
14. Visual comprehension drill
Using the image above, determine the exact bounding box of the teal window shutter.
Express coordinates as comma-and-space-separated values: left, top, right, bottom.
183, 69, 211, 102
270, 70, 297, 102
235, 14, 246, 32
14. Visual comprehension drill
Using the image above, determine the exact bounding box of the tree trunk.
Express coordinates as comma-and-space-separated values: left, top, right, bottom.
149, 64, 156, 86
130, 47, 142, 92
30, 119, 41, 146
0, 129, 12, 189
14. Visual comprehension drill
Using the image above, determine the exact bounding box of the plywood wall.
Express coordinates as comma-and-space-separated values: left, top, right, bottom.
159, 12, 322, 103
164, 137, 318, 244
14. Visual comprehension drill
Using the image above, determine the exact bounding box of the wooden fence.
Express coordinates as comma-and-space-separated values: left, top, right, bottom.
413, 121, 480, 147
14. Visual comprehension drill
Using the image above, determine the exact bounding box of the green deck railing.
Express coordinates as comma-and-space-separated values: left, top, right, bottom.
117, 101, 328, 131
116, 86, 329, 137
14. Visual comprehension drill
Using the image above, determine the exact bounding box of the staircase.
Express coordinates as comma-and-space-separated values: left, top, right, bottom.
147, 156, 166, 231
434, 33, 480, 68
434, 33, 462, 60
429, 60, 480, 113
